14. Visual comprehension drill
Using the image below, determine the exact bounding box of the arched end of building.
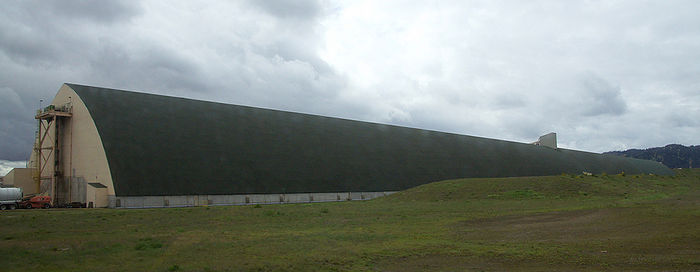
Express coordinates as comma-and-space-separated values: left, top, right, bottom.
31, 84, 115, 207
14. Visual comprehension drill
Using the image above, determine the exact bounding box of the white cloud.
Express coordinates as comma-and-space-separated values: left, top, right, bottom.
0, 160, 27, 177
319, 0, 700, 151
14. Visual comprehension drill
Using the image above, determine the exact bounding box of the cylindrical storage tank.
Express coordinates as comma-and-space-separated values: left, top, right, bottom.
0, 187, 23, 201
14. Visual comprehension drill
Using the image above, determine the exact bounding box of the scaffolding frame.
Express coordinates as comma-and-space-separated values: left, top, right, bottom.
35, 107, 72, 206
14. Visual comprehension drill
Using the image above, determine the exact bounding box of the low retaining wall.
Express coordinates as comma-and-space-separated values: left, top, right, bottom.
108, 191, 396, 208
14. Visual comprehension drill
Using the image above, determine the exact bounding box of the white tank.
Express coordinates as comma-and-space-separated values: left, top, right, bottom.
0, 187, 23, 201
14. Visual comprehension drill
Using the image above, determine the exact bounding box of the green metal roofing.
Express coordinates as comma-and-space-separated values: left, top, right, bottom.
67, 83, 674, 196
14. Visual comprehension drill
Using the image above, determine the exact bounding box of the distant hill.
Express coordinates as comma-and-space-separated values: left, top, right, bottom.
605, 144, 699, 169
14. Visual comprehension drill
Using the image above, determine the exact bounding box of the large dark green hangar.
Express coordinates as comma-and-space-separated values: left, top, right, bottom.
28, 83, 672, 208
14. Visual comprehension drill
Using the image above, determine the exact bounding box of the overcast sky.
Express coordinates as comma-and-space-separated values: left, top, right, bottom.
1, 0, 699, 175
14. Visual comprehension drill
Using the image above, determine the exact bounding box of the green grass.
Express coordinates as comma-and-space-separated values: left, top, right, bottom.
1, 169, 699, 271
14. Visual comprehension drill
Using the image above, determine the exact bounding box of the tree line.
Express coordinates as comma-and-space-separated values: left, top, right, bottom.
605, 144, 699, 169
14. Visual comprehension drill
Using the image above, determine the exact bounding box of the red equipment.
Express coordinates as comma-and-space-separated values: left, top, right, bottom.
20, 196, 52, 209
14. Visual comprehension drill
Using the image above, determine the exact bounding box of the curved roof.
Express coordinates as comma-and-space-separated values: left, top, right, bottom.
67, 83, 673, 196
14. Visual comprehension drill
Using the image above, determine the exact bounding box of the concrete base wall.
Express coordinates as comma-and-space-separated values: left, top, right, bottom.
108, 191, 396, 208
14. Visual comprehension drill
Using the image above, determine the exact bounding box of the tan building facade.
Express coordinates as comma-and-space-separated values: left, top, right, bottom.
31, 84, 112, 207
3, 168, 38, 195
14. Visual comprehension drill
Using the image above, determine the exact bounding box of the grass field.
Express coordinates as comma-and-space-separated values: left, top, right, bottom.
1, 169, 699, 271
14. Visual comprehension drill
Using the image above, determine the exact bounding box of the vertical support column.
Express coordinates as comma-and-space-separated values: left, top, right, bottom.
52, 114, 58, 206
36, 115, 42, 194
68, 100, 73, 203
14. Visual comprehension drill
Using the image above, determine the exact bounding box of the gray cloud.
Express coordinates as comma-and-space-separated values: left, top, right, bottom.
246, 0, 322, 20
44, 0, 141, 24
0, 0, 699, 163
85, 41, 212, 95
0, 1, 140, 64
0, 87, 35, 161
666, 109, 699, 128
0, 0, 350, 161
578, 74, 627, 117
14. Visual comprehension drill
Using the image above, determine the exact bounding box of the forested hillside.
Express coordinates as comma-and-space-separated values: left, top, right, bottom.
606, 144, 699, 168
